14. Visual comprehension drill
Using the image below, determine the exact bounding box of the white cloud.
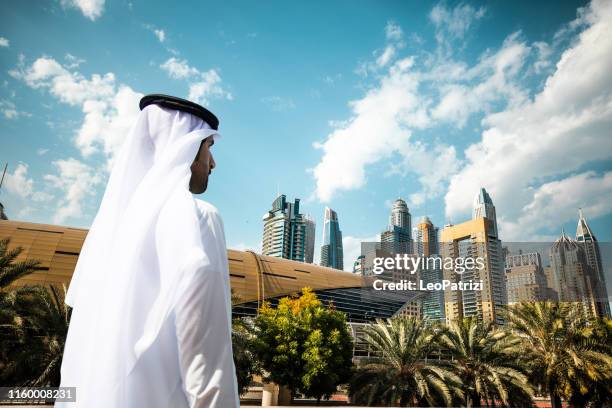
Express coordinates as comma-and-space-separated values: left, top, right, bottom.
3, 163, 34, 199
11, 56, 142, 160
189, 70, 231, 105
499, 172, 612, 240
60, 0, 105, 21
160, 57, 231, 105
376, 45, 396, 67
64, 53, 86, 69
260, 96, 295, 112
430, 2, 485, 42
154, 29, 165, 43
160, 57, 198, 79
44, 158, 101, 223
445, 0, 612, 239
533, 41, 552, 73
429, 2, 486, 58
0, 37, 9, 48
37, 148, 49, 156
313, 57, 424, 202
385, 21, 403, 41
430, 32, 530, 127
0, 99, 30, 120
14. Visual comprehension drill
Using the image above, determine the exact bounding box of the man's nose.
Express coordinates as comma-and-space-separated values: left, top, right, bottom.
210, 155, 216, 170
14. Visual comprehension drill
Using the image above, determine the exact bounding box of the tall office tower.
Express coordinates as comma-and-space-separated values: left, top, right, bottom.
550, 230, 605, 318
505, 251, 548, 304
320, 207, 344, 270
544, 266, 559, 301
262, 194, 315, 263
303, 214, 316, 264
441, 189, 506, 325
473, 188, 498, 238
415, 216, 438, 256
415, 217, 444, 321
0, 203, 7, 220
576, 209, 610, 318
381, 198, 412, 253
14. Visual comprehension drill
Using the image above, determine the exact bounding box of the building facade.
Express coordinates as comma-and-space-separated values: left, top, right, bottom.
575, 209, 610, 318
261, 195, 315, 263
550, 231, 605, 318
320, 207, 344, 270
505, 251, 549, 304
473, 187, 498, 238
381, 198, 412, 254
440, 189, 506, 325
414, 216, 444, 322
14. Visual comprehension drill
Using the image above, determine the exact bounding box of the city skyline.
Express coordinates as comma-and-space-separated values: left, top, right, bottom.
1, 0, 611, 275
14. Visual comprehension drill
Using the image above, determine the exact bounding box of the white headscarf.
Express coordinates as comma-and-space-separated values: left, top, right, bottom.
62, 103, 220, 399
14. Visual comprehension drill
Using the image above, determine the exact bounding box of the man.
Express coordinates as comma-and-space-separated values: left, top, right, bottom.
57, 95, 239, 407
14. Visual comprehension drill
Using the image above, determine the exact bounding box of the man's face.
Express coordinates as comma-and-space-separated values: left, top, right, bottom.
189, 136, 216, 194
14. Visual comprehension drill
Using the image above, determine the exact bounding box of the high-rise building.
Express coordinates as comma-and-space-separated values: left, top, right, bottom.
575, 209, 610, 318
414, 216, 444, 322
262, 194, 315, 263
473, 188, 498, 237
0, 203, 7, 220
550, 230, 606, 318
381, 198, 412, 253
303, 215, 316, 264
544, 265, 559, 301
441, 189, 506, 325
320, 207, 344, 270
505, 251, 548, 304
415, 216, 438, 256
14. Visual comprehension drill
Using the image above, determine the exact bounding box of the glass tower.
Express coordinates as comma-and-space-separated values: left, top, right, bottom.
320, 207, 344, 270
262, 194, 315, 263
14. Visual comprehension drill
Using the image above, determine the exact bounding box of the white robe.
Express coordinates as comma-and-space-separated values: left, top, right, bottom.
57, 198, 239, 408
56, 104, 239, 408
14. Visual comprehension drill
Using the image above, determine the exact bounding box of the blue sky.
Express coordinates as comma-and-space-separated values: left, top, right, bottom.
1, 0, 611, 271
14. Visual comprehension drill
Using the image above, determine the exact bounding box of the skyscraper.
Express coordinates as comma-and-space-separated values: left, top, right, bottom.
575, 209, 610, 318
505, 251, 548, 304
414, 216, 438, 257
320, 207, 344, 270
441, 189, 506, 325
262, 194, 315, 263
381, 198, 412, 253
473, 188, 498, 237
415, 216, 444, 322
549, 230, 603, 318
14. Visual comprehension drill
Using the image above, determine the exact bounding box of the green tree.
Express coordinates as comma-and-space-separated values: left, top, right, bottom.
0, 238, 40, 378
232, 316, 260, 395
436, 317, 534, 407
1, 284, 70, 386
254, 287, 353, 404
506, 301, 612, 408
349, 316, 463, 407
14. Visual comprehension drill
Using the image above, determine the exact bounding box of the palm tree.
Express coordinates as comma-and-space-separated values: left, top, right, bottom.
506, 301, 612, 408
0, 237, 39, 291
435, 317, 533, 407
0, 238, 40, 376
349, 316, 463, 407
1, 284, 70, 386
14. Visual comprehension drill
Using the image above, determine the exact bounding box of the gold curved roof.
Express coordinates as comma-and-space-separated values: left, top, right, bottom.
0, 220, 367, 305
